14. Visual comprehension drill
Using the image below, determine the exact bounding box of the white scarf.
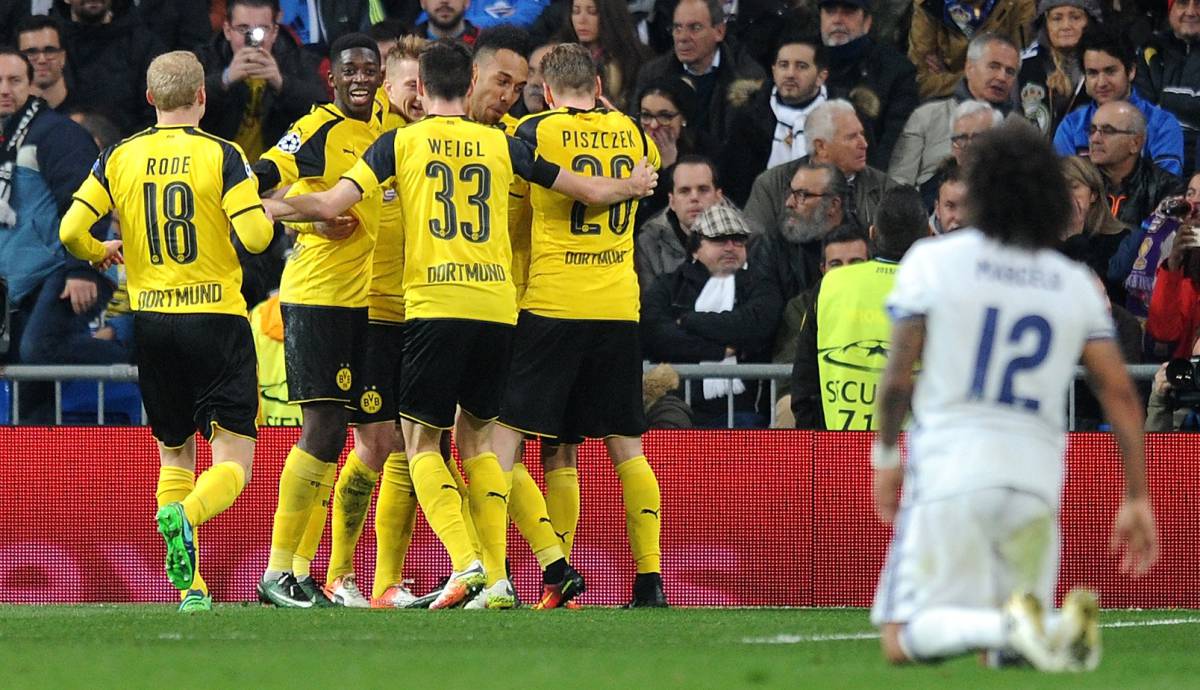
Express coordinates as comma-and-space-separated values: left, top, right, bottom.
693, 273, 745, 400
768, 86, 826, 169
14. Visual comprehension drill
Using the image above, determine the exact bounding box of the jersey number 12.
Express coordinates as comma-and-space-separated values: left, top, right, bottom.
968, 306, 1053, 411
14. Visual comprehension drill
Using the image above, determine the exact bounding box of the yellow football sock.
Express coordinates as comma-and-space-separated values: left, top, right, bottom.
327, 450, 380, 582
181, 462, 246, 527
409, 451, 476, 571
616, 455, 661, 574
464, 453, 510, 586
447, 456, 482, 555
545, 466, 581, 560
293, 461, 336, 579
509, 462, 565, 569
373, 452, 417, 599
267, 446, 328, 573
157, 466, 206, 596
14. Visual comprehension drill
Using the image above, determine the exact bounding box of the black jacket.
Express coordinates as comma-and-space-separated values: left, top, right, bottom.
1018, 39, 1089, 139
1136, 31, 1200, 174
134, 0, 211, 50
641, 258, 775, 419
718, 83, 779, 207
741, 228, 826, 349
633, 42, 766, 142
1106, 156, 1185, 230
824, 35, 919, 170
53, 8, 165, 135
195, 31, 328, 154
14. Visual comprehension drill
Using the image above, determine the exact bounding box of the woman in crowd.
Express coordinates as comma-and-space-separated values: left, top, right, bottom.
1146, 172, 1200, 359
1018, 0, 1101, 136
1060, 156, 1132, 303
633, 77, 719, 227
558, 0, 651, 110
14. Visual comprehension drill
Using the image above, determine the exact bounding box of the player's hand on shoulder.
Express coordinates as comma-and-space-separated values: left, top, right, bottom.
1111, 497, 1158, 577
313, 215, 358, 240
628, 158, 658, 199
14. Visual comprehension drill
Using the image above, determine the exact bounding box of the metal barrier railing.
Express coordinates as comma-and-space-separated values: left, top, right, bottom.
0, 362, 1166, 429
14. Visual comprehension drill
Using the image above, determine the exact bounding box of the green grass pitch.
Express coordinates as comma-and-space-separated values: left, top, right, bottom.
1, 606, 1197, 689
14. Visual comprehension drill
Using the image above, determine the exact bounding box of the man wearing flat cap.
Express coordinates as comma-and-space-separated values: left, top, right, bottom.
641, 204, 776, 428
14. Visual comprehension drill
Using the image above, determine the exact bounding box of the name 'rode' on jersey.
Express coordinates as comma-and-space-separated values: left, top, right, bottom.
515, 107, 661, 322
341, 115, 560, 325
886, 229, 1115, 503
258, 103, 384, 308
68, 125, 270, 316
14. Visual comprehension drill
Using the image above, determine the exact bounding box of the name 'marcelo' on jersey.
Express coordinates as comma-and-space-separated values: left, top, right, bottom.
257, 103, 383, 308
342, 115, 560, 325
886, 228, 1116, 502
63, 125, 272, 316
515, 107, 660, 321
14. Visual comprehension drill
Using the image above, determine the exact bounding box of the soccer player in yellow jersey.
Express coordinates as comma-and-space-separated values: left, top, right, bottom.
495, 43, 668, 608
266, 39, 656, 609
252, 33, 385, 608
322, 36, 428, 609
460, 27, 589, 608
58, 51, 274, 613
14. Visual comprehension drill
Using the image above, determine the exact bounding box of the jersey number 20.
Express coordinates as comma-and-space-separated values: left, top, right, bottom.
142, 181, 197, 265
570, 154, 634, 235
968, 306, 1053, 411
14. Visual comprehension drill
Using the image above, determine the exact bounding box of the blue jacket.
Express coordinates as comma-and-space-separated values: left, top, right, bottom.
1053, 88, 1184, 176
0, 104, 103, 303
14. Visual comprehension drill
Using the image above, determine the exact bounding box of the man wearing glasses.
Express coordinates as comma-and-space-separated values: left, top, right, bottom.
195, 0, 326, 163
1087, 101, 1184, 228
15, 16, 72, 112
1053, 25, 1183, 176
633, 0, 764, 141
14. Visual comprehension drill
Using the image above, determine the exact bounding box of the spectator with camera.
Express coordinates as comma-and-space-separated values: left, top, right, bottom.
1146, 175, 1200, 358
1146, 343, 1200, 431
196, 0, 327, 163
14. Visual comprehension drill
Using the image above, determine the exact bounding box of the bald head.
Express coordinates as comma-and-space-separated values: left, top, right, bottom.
1087, 100, 1146, 170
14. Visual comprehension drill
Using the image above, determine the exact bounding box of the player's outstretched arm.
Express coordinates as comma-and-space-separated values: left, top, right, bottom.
263, 179, 362, 223
870, 315, 925, 523
550, 157, 658, 206
1081, 337, 1159, 576
59, 197, 120, 268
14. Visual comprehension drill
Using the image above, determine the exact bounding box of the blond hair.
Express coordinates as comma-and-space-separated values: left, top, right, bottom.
541, 43, 597, 94
1061, 156, 1126, 236
386, 35, 428, 66
146, 51, 204, 111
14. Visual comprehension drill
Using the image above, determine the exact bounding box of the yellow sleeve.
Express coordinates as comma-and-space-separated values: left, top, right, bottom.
59, 173, 112, 263
223, 178, 274, 254
342, 156, 384, 199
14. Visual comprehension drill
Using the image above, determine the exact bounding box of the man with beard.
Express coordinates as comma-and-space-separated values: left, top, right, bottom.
252, 34, 386, 609
53, 0, 165, 135
745, 161, 854, 347
719, 35, 829, 208
931, 158, 968, 234
417, 0, 480, 44
819, 0, 918, 170
790, 185, 929, 430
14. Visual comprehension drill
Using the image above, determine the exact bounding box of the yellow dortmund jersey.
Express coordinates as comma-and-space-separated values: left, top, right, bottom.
65, 125, 272, 316
343, 115, 561, 325
369, 87, 408, 322
501, 113, 534, 301
515, 107, 660, 321
260, 103, 383, 308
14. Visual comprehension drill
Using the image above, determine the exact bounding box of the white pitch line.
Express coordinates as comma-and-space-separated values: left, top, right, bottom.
741, 618, 1200, 645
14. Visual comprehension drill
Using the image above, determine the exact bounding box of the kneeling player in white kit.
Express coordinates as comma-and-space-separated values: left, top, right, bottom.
869, 122, 1159, 672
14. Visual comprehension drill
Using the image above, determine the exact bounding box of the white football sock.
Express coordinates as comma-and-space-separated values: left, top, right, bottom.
901, 607, 1007, 661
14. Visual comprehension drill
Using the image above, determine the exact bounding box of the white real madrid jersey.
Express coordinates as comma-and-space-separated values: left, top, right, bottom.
886, 228, 1115, 502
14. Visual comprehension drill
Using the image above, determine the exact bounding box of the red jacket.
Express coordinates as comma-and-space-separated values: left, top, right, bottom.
1147, 265, 1200, 358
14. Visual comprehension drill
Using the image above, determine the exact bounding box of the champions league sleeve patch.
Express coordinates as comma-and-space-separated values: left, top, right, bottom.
275, 131, 302, 154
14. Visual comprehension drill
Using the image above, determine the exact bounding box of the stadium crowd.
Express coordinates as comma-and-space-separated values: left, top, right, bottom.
2, 0, 1200, 432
